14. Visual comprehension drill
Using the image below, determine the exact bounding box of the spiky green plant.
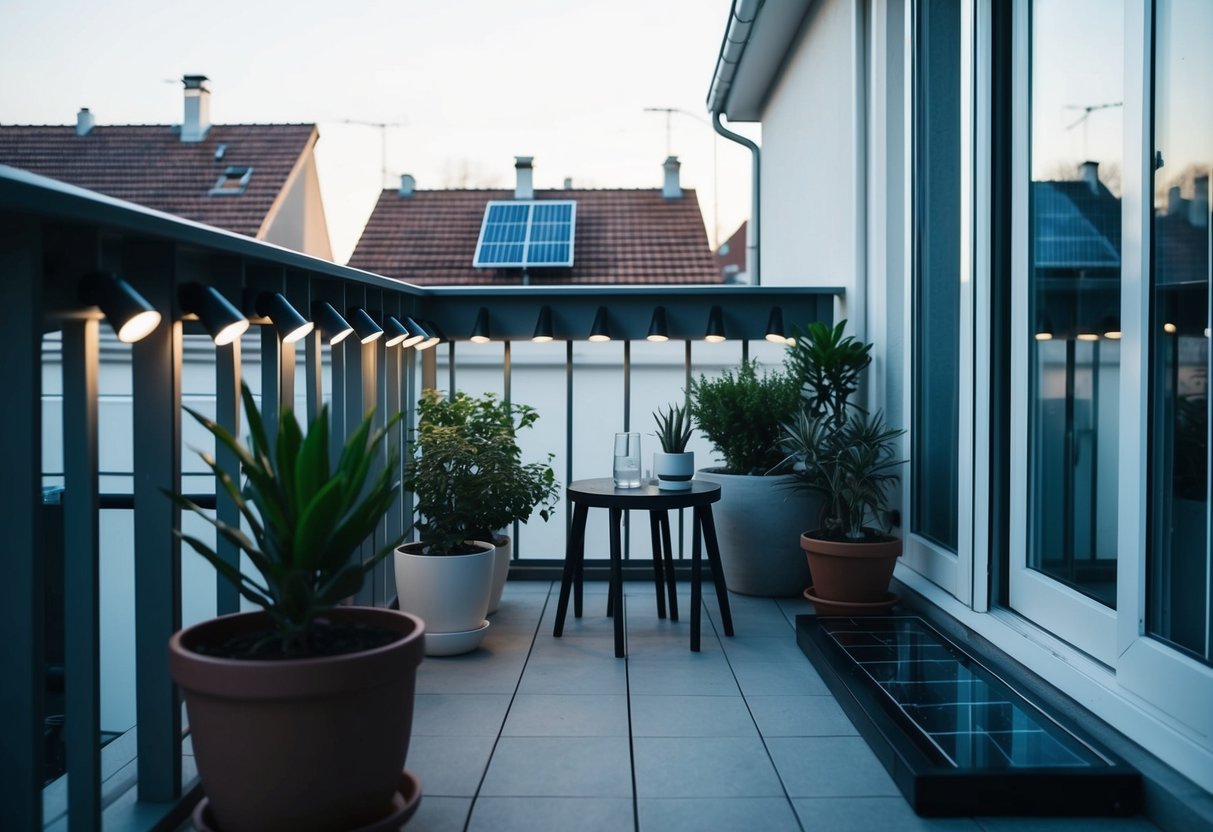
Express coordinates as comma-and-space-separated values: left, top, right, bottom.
169, 383, 404, 654
653, 402, 693, 453
785, 320, 872, 427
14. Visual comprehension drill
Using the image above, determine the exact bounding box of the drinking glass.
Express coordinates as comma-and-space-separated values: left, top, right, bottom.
613, 432, 641, 488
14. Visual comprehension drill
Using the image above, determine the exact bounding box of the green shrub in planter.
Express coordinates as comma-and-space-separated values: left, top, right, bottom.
688, 359, 801, 474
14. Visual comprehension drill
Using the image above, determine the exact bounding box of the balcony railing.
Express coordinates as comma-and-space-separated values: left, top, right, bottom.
0, 164, 839, 829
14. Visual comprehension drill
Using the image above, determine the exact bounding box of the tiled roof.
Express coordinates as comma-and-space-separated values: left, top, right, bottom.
0, 123, 316, 238
346, 188, 721, 285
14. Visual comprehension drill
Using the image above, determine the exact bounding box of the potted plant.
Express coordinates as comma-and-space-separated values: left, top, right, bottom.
688, 359, 817, 596
396, 390, 558, 653
168, 384, 424, 832
652, 402, 694, 491
781, 320, 905, 613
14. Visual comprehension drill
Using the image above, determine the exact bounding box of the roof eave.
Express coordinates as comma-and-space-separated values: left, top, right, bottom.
706, 0, 815, 121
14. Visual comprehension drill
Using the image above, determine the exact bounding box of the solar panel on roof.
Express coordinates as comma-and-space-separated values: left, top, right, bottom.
473, 200, 576, 268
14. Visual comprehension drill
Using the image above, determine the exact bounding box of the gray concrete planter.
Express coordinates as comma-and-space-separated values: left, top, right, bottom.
695, 468, 818, 597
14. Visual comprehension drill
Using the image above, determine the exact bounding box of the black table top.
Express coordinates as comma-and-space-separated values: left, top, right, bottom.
567, 477, 721, 509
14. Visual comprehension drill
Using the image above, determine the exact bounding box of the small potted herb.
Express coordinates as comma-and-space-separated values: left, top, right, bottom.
168, 383, 423, 831
652, 402, 694, 491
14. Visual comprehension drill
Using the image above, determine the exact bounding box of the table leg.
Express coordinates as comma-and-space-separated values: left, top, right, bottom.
659, 511, 678, 621
691, 509, 702, 652
699, 505, 734, 637
649, 511, 667, 619
554, 501, 589, 637
609, 506, 625, 658
571, 504, 587, 619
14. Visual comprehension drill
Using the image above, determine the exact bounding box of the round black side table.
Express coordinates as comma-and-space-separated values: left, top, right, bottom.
552, 478, 735, 657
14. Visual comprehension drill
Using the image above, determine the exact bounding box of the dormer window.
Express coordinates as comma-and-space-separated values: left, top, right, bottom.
209, 165, 252, 196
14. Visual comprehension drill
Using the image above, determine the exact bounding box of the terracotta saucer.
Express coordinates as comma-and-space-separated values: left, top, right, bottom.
803, 585, 899, 616
192, 769, 422, 831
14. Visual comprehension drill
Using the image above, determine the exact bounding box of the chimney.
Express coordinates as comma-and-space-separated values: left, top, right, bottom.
76, 108, 95, 136
182, 75, 211, 143
1078, 160, 1100, 194
563, 177, 573, 190
514, 156, 534, 199
1190, 176, 1209, 229
399, 174, 416, 198
1168, 185, 1184, 217
662, 156, 682, 199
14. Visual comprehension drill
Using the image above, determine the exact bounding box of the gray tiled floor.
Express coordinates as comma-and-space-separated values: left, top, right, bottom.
402, 580, 1160, 831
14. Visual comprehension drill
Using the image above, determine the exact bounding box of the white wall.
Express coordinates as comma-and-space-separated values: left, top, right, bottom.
759, 0, 858, 295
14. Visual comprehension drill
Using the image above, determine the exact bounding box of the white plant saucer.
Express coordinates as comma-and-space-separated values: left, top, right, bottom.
425, 620, 490, 656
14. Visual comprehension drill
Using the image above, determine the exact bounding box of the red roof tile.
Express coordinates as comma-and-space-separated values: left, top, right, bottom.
346, 188, 722, 285
0, 123, 316, 238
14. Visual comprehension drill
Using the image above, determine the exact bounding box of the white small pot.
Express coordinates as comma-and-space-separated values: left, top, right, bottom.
654, 451, 695, 491
487, 535, 511, 615
394, 541, 495, 654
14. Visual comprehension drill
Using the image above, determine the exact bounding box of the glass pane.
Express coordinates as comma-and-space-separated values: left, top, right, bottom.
911, 0, 961, 552
1148, 0, 1212, 662
1027, 0, 1123, 607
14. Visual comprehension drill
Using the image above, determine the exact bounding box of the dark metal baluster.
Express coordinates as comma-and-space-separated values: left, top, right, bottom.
215, 338, 242, 616
129, 242, 182, 802
0, 217, 44, 828
63, 319, 101, 829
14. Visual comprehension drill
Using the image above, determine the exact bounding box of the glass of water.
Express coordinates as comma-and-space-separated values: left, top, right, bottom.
613, 432, 642, 488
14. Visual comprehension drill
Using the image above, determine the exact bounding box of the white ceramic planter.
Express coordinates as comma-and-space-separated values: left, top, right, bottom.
487, 535, 511, 615
394, 541, 495, 655
694, 469, 819, 597
654, 451, 695, 491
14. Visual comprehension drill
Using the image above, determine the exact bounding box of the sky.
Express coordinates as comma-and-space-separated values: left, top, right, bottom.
0, 0, 757, 263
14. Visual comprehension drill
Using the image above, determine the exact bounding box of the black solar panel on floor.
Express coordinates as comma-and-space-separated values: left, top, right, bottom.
797, 615, 1141, 817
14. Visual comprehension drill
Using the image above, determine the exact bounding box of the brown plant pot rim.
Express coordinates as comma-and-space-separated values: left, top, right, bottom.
169, 606, 425, 700
799, 531, 903, 559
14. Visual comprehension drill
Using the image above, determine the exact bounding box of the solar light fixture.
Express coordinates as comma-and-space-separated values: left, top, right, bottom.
400, 316, 427, 348
588, 306, 611, 342
179, 282, 248, 346
647, 306, 669, 342
470, 307, 491, 343
255, 292, 313, 344
349, 307, 383, 344
765, 306, 790, 344
1102, 316, 1122, 340
415, 321, 441, 350
1034, 313, 1055, 342
311, 301, 354, 345
704, 305, 726, 343
80, 271, 161, 343
532, 305, 554, 343
384, 315, 410, 347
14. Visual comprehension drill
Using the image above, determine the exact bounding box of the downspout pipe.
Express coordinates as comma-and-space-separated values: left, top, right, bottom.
711, 112, 760, 285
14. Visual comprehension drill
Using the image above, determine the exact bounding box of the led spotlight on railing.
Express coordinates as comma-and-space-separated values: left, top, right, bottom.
255, 292, 313, 344
470, 307, 491, 344
349, 307, 384, 344
704, 305, 726, 343
765, 306, 790, 344
80, 271, 161, 343
531, 305, 555, 343
647, 306, 669, 342
588, 306, 611, 342
415, 321, 441, 350
311, 301, 354, 345
384, 315, 409, 347
400, 317, 427, 349
1102, 316, 1122, 340
1034, 313, 1055, 342
179, 282, 247, 346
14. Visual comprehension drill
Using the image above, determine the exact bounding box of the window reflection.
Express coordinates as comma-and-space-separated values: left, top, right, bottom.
1028, 0, 1123, 607
1148, 0, 1212, 662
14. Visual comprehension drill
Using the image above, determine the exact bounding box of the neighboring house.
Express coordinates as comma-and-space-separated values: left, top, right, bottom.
708, 0, 1213, 822
715, 220, 747, 283
0, 75, 332, 259
347, 156, 720, 285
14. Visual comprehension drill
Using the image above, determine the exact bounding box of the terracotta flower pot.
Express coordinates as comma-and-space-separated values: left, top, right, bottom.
169, 606, 425, 832
799, 531, 902, 603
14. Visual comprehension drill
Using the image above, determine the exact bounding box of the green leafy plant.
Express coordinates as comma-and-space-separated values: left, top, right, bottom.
688, 359, 801, 474
780, 319, 904, 539
653, 402, 693, 453
404, 390, 559, 555
170, 384, 404, 653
